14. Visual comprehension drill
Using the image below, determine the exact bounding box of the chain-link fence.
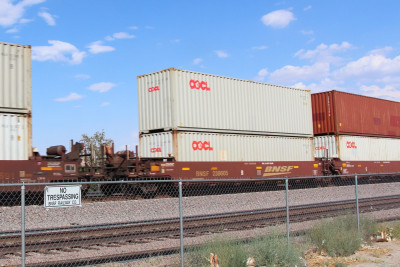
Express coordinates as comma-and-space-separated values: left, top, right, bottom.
1, 173, 400, 266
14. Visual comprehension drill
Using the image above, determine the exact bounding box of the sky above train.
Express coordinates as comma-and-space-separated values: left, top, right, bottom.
1, 0, 400, 153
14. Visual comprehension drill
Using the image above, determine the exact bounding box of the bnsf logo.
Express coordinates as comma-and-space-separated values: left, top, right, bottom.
315, 146, 326, 150
150, 148, 162, 153
264, 166, 294, 172
263, 166, 294, 177
189, 80, 210, 91
148, 86, 160, 92
192, 141, 213, 151
346, 141, 357, 149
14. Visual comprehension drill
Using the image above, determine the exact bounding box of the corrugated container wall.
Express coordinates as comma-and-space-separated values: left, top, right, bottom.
140, 131, 314, 162
312, 90, 400, 138
0, 113, 32, 160
138, 68, 313, 137
0, 42, 32, 113
314, 135, 400, 161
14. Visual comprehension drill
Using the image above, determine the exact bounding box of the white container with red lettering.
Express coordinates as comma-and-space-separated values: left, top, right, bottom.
140, 131, 314, 162
137, 68, 313, 138
314, 135, 400, 161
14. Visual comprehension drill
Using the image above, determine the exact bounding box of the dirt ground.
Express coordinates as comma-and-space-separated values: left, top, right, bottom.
306, 239, 400, 267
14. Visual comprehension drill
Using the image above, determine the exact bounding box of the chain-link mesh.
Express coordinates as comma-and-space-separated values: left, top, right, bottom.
1, 173, 400, 266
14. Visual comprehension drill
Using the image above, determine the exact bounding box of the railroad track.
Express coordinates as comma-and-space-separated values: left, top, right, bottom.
1, 194, 400, 266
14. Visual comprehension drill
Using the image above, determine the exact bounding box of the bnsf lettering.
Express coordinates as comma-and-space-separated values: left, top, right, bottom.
150, 148, 162, 153
196, 171, 209, 176
189, 80, 210, 91
264, 166, 294, 172
192, 141, 213, 151
346, 141, 357, 149
148, 86, 160, 92
315, 146, 326, 150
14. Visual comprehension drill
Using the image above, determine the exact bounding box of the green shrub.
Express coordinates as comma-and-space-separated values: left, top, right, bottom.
393, 226, 400, 239
251, 233, 303, 267
360, 217, 378, 242
309, 215, 376, 257
186, 238, 248, 267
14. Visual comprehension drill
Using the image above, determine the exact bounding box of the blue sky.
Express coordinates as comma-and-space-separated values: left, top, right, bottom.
1, 0, 400, 154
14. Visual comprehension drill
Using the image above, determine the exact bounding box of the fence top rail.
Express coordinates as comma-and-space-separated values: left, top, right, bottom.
0, 172, 399, 187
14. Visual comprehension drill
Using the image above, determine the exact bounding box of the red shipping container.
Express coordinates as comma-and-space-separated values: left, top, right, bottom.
312, 90, 400, 138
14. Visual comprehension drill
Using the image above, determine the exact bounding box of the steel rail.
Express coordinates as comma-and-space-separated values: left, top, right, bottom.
1, 194, 400, 265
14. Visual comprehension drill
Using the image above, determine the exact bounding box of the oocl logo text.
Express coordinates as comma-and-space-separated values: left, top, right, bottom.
346, 141, 357, 149
148, 86, 160, 92
315, 146, 326, 150
189, 80, 210, 91
150, 148, 162, 153
192, 141, 213, 151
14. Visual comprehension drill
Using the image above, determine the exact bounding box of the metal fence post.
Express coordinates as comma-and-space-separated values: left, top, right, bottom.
21, 183, 26, 267
179, 180, 184, 267
354, 175, 360, 232
285, 178, 290, 246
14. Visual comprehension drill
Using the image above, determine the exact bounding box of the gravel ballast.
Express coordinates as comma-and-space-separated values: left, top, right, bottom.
1, 182, 400, 266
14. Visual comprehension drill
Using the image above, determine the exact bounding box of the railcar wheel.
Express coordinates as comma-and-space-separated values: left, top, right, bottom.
100, 184, 121, 196
139, 183, 158, 198
122, 184, 139, 197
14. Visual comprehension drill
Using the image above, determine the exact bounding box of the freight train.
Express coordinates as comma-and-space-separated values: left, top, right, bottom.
1, 41, 399, 196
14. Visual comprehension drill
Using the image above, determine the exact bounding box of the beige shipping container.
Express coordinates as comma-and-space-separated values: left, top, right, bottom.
140, 131, 314, 162
0, 113, 32, 160
314, 135, 400, 161
0, 42, 32, 113
138, 68, 313, 137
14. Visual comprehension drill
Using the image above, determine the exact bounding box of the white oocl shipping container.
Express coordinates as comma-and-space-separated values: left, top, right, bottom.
138, 68, 313, 137
0, 113, 32, 160
0, 42, 32, 113
314, 135, 400, 161
140, 131, 314, 162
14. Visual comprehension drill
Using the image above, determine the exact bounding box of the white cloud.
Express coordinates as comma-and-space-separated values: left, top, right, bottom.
114, 32, 135, 39
304, 5, 312, 11
252, 45, 268, 50
101, 102, 110, 107
38, 11, 55, 25
129, 26, 138, 30
360, 85, 400, 100
261, 9, 296, 28
32, 40, 86, 64
295, 42, 353, 64
193, 58, 203, 65
19, 18, 31, 23
254, 68, 269, 82
55, 92, 84, 102
215, 50, 229, 58
87, 41, 115, 54
89, 82, 116, 93
106, 32, 135, 41
263, 43, 400, 98
300, 30, 313, 35
291, 78, 342, 93
0, 0, 45, 27
75, 74, 91, 79
367, 46, 393, 56
334, 54, 400, 83
6, 27, 19, 33
266, 42, 353, 85
269, 62, 330, 84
